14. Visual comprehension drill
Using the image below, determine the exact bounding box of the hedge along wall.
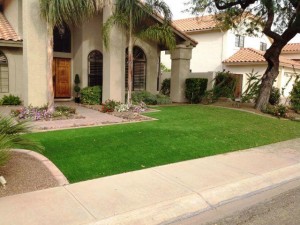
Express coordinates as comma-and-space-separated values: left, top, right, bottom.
185, 78, 208, 103
160, 72, 215, 90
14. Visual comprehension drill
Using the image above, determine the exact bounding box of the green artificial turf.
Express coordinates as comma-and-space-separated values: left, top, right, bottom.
28, 105, 300, 183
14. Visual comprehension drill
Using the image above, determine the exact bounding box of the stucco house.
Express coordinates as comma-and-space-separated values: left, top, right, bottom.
0, 0, 197, 106
162, 15, 300, 98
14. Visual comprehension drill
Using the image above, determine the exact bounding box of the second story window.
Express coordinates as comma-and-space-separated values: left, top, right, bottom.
235, 35, 245, 48
260, 42, 267, 51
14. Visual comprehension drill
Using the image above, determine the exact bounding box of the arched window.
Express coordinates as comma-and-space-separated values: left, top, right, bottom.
88, 50, 103, 87
125, 46, 147, 91
54, 23, 71, 53
0, 51, 9, 93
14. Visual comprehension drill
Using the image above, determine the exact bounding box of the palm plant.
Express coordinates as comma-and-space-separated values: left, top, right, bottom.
39, 0, 110, 113
103, 0, 176, 105
0, 116, 44, 167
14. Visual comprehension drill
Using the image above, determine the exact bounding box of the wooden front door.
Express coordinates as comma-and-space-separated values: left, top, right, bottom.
53, 58, 71, 98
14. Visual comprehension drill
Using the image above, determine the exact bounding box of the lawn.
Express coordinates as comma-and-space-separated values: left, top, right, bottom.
28, 105, 300, 183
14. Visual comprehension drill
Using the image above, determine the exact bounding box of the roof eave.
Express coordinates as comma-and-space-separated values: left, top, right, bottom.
223, 61, 266, 66
0, 40, 23, 48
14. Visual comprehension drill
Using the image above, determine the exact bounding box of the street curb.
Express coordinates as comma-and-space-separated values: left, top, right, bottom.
85, 163, 300, 225
12, 149, 69, 186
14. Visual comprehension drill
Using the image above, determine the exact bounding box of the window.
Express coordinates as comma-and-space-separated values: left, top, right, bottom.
260, 42, 267, 51
0, 51, 9, 93
88, 50, 103, 87
125, 46, 147, 91
54, 23, 71, 53
235, 35, 245, 48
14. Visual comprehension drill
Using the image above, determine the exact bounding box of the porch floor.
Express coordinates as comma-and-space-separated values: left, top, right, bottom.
0, 102, 125, 131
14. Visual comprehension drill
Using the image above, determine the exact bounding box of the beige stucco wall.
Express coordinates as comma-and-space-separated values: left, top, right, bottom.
281, 52, 300, 61
0, 47, 23, 99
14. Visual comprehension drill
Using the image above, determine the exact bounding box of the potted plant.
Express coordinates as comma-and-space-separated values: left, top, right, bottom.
74, 74, 81, 103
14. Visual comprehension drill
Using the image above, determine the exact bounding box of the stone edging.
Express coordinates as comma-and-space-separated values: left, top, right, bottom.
12, 149, 69, 186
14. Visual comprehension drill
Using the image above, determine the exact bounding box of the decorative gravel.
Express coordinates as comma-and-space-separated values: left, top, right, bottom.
0, 152, 59, 198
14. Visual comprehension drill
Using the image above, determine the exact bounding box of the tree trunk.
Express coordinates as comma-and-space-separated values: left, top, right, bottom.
255, 45, 281, 111
255, 63, 279, 110
47, 24, 55, 113
127, 9, 133, 105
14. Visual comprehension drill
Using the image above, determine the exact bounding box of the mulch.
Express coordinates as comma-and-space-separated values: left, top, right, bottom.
0, 151, 59, 198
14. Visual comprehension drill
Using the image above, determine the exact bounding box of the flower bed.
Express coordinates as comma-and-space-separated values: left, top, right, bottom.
11, 105, 83, 121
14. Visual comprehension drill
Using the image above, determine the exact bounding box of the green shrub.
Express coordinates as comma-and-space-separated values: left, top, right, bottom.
156, 94, 172, 105
0, 95, 22, 105
263, 104, 288, 118
80, 86, 102, 105
160, 79, 171, 96
131, 91, 171, 105
290, 80, 300, 113
269, 87, 281, 105
102, 99, 120, 112
213, 71, 237, 99
185, 78, 208, 103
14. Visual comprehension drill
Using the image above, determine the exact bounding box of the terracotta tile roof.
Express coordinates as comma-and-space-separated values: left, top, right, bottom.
173, 15, 218, 32
0, 12, 21, 42
223, 48, 300, 69
282, 43, 300, 53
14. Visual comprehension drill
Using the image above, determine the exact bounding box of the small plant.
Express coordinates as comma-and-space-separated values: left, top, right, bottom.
132, 102, 147, 114
185, 78, 208, 103
290, 80, 300, 113
102, 99, 120, 113
115, 103, 130, 112
156, 94, 172, 105
263, 104, 289, 118
269, 87, 281, 105
74, 74, 81, 103
160, 79, 171, 96
241, 70, 261, 103
80, 86, 102, 105
0, 94, 22, 105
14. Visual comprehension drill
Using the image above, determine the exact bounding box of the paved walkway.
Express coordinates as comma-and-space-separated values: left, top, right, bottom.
0, 139, 299, 225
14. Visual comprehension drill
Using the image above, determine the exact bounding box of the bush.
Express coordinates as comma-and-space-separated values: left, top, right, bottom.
131, 91, 171, 105
269, 87, 281, 105
0, 95, 22, 105
160, 79, 171, 96
80, 86, 102, 105
156, 94, 172, 105
263, 104, 288, 118
102, 99, 120, 113
213, 71, 237, 99
290, 80, 300, 113
185, 78, 208, 103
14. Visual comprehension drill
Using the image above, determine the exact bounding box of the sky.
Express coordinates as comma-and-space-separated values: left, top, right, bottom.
163, 0, 193, 19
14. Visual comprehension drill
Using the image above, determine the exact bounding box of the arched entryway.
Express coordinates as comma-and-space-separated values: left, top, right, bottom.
53, 23, 72, 98
125, 46, 147, 91
88, 50, 103, 87
0, 51, 9, 93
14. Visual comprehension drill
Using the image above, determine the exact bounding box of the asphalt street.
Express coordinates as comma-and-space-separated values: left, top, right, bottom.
170, 180, 300, 225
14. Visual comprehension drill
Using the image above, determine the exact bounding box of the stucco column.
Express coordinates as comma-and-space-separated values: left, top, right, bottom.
102, 6, 126, 103
22, 0, 48, 106
170, 45, 193, 102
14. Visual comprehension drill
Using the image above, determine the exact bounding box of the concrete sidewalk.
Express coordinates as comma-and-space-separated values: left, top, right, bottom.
0, 139, 299, 225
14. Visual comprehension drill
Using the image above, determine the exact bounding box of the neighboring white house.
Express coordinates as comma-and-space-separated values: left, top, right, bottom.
161, 15, 300, 98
